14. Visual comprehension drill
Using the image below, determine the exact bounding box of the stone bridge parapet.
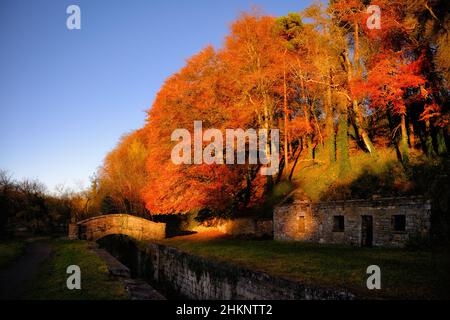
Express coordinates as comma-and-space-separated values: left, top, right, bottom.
69, 214, 166, 241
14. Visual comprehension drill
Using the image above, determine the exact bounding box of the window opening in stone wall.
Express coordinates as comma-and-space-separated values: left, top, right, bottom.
298, 216, 305, 233
333, 216, 344, 232
391, 215, 406, 232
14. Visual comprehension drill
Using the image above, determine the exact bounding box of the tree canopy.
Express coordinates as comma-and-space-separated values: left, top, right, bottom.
96, 0, 449, 217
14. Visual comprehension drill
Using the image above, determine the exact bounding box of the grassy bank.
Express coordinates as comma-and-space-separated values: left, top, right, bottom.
25, 240, 128, 300
161, 235, 450, 299
0, 240, 25, 269
291, 148, 446, 202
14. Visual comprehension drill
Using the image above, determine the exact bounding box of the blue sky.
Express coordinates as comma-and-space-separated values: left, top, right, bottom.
0, 0, 309, 192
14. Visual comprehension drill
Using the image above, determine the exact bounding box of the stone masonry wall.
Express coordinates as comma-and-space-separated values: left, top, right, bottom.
274, 197, 431, 247
193, 218, 273, 238
216, 218, 273, 238
140, 242, 355, 300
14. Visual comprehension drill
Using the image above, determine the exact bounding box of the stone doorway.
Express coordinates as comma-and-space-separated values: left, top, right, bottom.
361, 215, 373, 247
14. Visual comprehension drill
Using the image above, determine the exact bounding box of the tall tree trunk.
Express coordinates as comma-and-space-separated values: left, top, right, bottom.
300, 78, 313, 159
283, 55, 289, 174
409, 120, 415, 148
400, 114, 409, 164
425, 120, 435, 157
354, 100, 376, 154
337, 101, 351, 177
343, 49, 375, 155
288, 144, 303, 181
386, 109, 403, 162
354, 20, 359, 70
437, 127, 447, 155
263, 96, 273, 189
325, 72, 335, 163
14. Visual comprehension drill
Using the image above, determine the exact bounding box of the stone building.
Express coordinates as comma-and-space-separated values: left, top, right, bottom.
274, 196, 431, 247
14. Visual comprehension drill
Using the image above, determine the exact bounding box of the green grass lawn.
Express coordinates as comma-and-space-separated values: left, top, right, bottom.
0, 240, 26, 269
25, 240, 129, 300
160, 236, 450, 299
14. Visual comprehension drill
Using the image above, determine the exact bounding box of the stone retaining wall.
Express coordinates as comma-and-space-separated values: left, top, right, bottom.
139, 242, 354, 300
215, 218, 273, 238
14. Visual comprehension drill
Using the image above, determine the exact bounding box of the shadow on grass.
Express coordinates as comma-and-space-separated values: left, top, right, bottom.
320, 157, 445, 200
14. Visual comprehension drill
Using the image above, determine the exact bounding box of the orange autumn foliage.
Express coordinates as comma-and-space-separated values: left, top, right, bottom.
97, 3, 449, 217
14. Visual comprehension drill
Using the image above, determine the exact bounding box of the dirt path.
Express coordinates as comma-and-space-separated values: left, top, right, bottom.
0, 239, 52, 300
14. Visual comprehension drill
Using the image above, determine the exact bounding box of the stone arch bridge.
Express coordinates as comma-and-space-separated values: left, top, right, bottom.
69, 214, 166, 241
